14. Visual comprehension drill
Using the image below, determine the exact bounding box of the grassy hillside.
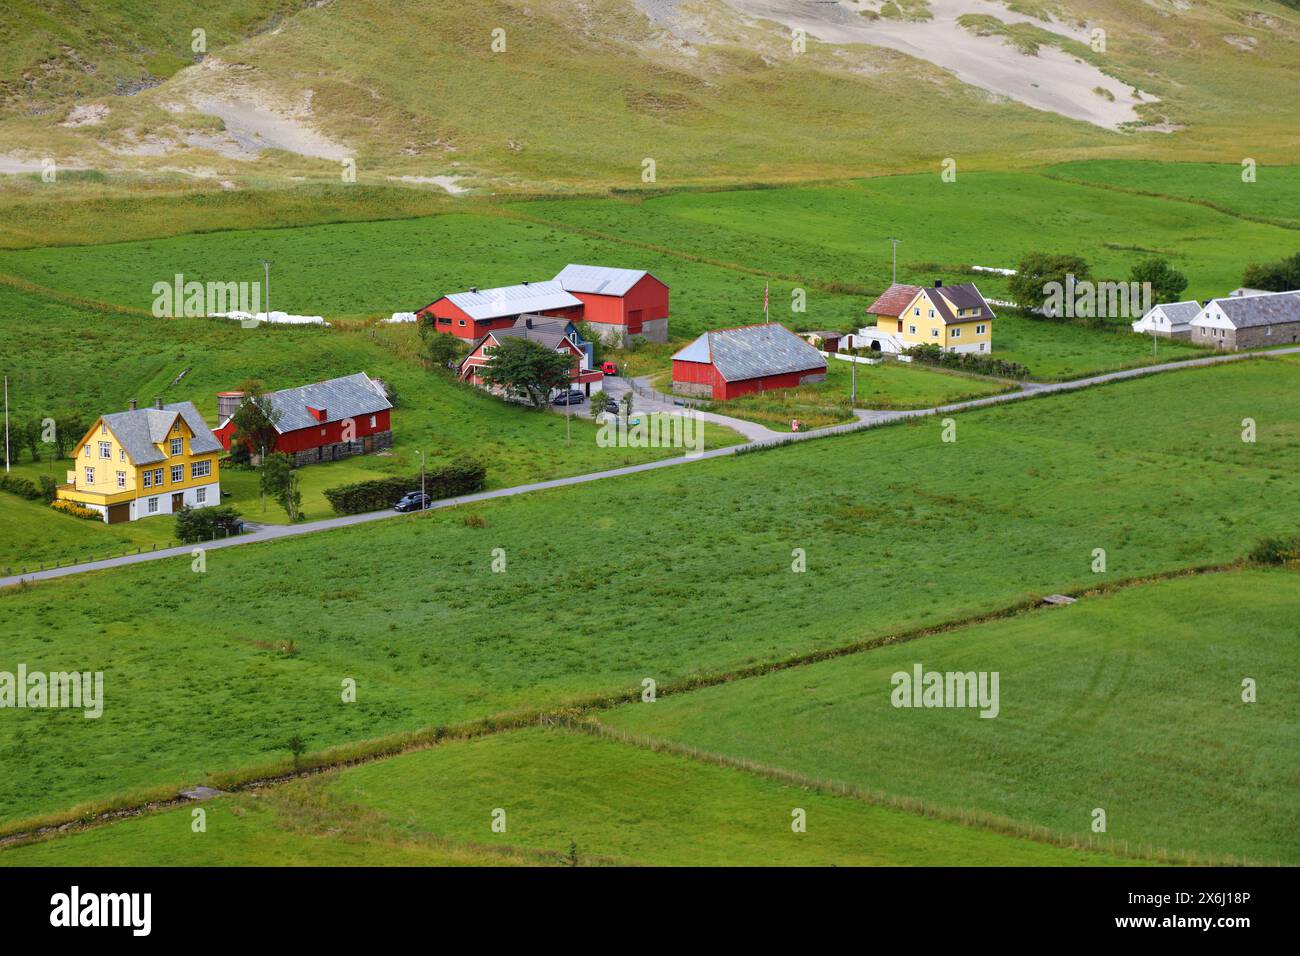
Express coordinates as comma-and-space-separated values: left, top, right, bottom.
2, 359, 1298, 827
606, 569, 1300, 865
0, 728, 1138, 866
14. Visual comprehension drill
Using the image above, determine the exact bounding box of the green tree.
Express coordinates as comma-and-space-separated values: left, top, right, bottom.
286, 734, 307, 769
54, 413, 85, 459
1130, 257, 1188, 303
1009, 253, 1091, 314
478, 337, 576, 409
576, 321, 607, 366
425, 332, 465, 370
22, 420, 41, 462
1241, 252, 1300, 293
230, 379, 281, 458
260, 452, 302, 521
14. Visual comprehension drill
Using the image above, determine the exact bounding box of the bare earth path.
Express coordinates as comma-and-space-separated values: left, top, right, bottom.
3, 348, 1295, 590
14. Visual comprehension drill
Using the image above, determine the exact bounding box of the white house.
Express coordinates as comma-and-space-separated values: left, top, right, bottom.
1190, 291, 1300, 350
1131, 301, 1200, 339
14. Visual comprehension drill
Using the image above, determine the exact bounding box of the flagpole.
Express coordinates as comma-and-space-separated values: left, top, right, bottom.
4, 374, 9, 473
764, 281, 769, 322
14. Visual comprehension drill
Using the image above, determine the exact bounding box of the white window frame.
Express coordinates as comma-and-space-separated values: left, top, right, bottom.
170, 437, 183, 456
147, 497, 158, 514
99, 441, 111, 459
191, 458, 211, 480
196, 487, 207, 504
84, 466, 94, 485
951, 327, 961, 338
908, 325, 917, 334
976, 324, 987, 334
142, 470, 152, 488
116, 471, 125, 488
369, 415, 377, 428
931, 328, 940, 338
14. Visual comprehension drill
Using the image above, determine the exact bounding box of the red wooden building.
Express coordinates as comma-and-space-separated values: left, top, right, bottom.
416, 280, 583, 341
214, 372, 393, 465
671, 323, 827, 401
553, 264, 669, 343
458, 319, 603, 397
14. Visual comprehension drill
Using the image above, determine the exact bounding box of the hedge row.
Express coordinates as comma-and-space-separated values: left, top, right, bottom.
0, 473, 41, 500
904, 343, 1032, 380
176, 505, 244, 543
323, 459, 487, 515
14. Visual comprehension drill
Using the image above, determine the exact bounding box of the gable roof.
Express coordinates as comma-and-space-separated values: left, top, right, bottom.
1195, 291, 1300, 329
485, 323, 580, 352
672, 323, 826, 382
1142, 301, 1201, 325
554, 263, 661, 297
865, 284, 922, 318
98, 401, 221, 466
254, 373, 392, 433
913, 284, 996, 325
440, 280, 582, 321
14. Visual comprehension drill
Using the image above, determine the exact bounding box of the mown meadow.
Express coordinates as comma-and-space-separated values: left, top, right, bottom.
605, 570, 1300, 865
0, 727, 1137, 867
2, 359, 1298, 830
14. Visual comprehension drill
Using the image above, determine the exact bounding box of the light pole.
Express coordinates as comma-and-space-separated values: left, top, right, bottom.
888, 238, 901, 284
419, 448, 426, 507
260, 258, 273, 320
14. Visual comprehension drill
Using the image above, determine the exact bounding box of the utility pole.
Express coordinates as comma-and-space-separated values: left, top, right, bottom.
420, 448, 426, 507
3, 375, 9, 473
851, 355, 857, 405
260, 259, 273, 321
259, 444, 266, 513
888, 238, 901, 284
1152, 329, 1158, 358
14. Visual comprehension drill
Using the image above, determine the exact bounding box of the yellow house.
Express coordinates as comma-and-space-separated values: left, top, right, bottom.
57, 398, 223, 524
863, 281, 995, 354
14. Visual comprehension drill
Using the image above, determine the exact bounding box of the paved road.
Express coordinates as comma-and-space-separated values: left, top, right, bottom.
3, 347, 1294, 590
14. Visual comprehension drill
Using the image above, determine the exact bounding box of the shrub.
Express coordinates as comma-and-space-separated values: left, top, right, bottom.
323, 458, 487, 515
38, 474, 57, 503
1248, 535, 1300, 566
904, 344, 1031, 380
0, 473, 41, 499
175, 505, 244, 543
51, 499, 100, 520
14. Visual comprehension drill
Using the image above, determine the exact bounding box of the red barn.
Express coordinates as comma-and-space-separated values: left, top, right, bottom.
672, 323, 827, 401
416, 280, 583, 340
458, 319, 603, 397
553, 264, 669, 343
214, 372, 393, 465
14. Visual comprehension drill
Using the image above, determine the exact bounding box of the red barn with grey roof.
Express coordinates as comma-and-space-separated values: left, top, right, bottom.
671, 323, 827, 401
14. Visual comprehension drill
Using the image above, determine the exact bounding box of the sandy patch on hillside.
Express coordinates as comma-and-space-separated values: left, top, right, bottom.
188, 94, 351, 161
0, 154, 85, 174
386, 174, 469, 194
720, 0, 1155, 129
60, 103, 109, 127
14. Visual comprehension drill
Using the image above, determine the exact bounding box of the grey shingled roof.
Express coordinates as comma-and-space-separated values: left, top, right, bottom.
1147, 301, 1201, 325
1206, 291, 1300, 329
100, 401, 221, 466
673, 323, 826, 382
259, 372, 392, 433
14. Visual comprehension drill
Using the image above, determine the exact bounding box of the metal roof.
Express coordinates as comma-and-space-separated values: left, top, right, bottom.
1196, 291, 1300, 329
673, 323, 826, 382
554, 263, 659, 297
445, 280, 581, 321
100, 401, 222, 466
258, 372, 392, 432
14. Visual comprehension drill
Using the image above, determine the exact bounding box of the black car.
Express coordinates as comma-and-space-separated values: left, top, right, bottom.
603, 398, 620, 413
394, 491, 431, 513
552, 390, 586, 406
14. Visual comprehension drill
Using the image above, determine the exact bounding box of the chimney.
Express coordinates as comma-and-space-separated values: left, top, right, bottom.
469, 287, 478, 293
521, 280, 529, 286
129, 398, 137, 411
934, 279, 943, 288
154, 396, 163, 409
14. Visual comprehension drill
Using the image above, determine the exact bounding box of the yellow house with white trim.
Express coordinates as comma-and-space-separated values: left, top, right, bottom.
864, 281, 995, 354
57, 398, 223, 523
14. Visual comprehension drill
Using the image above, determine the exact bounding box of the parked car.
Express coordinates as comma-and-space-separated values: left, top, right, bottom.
552, 390, 586, 405
600, 361, 619, 376
394, 491, 431, 512
603, 398, 620, 413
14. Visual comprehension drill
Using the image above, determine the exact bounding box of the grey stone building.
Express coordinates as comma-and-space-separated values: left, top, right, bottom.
1190, 291, 1300, 350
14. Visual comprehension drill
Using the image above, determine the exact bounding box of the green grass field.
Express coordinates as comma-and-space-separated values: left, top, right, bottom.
605, 569, 1300, 865
2, 359, 1298, 831
0, 727, 1137, 866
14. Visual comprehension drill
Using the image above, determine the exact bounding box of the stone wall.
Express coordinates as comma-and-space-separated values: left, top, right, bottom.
289, 430, 393, 466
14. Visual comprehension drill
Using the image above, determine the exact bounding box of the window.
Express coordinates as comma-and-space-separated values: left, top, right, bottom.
927, 309, 934, 318
196, 487, 207, 504
171, 464, 183, 483
84, 444, 90, 459
170, 437, 183, 456
147, 497, 158, 514
116, 471, 125, 488
142, 470, 152, 488
119, 448, 125, 462
951, 328, 962, 338
908, 325, 917, 334
84, 466, 94, 485
976, 324, 987, 334
458, 319, 466, 326
979, 343, 986, 352
437, 317, 451, 325
369, 415, 377, 428
913, 308, 920, 316
931, 328, 940, 338
98, 441, 111, 459
100, 424, 107, 435
191, 459, 211, 479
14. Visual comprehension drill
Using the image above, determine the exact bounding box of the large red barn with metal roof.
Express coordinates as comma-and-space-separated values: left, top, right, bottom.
671, 323, 827, 401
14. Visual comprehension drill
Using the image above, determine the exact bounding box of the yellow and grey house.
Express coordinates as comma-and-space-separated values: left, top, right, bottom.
863, 281, 995, 354
57, 398, 222, 523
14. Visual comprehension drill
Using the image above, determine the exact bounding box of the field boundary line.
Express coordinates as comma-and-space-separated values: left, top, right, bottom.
0, 558, 1259, 851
